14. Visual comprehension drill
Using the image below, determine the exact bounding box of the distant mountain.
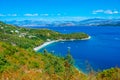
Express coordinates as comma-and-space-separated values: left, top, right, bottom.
4, 18, 120, 27
78, 18, 120, 26
4, 20, 52, 27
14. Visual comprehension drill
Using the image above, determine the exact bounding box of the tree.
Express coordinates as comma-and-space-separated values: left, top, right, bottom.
64, 49, 74, 80
43, 49, 48, 55
65, 49, 74, 66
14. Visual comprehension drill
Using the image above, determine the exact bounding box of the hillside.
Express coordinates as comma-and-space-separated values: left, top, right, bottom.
0, 21, 120, 80
0, 41, 88, 80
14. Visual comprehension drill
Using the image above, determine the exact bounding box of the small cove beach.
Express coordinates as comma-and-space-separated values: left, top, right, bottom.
34, 36, 91, 51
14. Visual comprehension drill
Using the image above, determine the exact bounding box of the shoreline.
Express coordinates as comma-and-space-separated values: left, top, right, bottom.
34, 36, 91, 51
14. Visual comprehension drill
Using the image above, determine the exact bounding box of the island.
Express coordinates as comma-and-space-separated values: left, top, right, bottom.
0, 21, 120, 80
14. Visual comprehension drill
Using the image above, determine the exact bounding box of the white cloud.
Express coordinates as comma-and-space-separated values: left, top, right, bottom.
24, 13, 38, 16
113, 11, 119, 14
0, 14, 6, 16
40, 14, 49, 16
104, 10, 113, 14
0, 14, 17, 16
7, 14, 17, 16
12, 14, 17, 16
40, 13, 62, 16
92, 10, 119, 14
92, 10, 104, 14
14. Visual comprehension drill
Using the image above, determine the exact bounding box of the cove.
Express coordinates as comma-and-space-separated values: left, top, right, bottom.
36, 26, 120, 73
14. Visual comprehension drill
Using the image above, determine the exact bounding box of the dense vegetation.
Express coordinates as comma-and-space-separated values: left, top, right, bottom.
0, 21, 120, 80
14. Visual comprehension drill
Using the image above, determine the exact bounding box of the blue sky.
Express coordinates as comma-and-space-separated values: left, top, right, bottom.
0, 0, 120, 21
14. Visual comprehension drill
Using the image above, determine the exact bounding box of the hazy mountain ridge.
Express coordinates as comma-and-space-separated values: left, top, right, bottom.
4, 18, 120, 27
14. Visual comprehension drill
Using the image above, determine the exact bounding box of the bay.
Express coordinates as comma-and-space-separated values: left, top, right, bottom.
35, 26, 120, 73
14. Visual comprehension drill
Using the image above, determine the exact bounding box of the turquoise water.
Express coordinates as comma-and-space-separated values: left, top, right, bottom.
36, 26, 120, 73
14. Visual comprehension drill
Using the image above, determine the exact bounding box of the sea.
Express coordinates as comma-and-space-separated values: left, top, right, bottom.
33, 26, 120, 73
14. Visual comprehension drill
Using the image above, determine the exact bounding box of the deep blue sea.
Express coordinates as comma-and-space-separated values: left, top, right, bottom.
35, 26, 120, 73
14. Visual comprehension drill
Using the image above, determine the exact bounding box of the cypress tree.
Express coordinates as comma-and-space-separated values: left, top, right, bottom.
43, 49, 48, 55
65, 48, 74, 65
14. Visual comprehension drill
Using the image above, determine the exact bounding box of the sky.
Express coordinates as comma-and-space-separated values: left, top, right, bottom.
0, 0, 120, 21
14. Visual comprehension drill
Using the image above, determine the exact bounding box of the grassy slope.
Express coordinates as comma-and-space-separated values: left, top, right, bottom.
0, 42, 86, 80
0, 21, 120, 80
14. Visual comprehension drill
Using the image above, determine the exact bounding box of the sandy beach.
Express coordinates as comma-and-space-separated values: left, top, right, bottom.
34, 36, 91, 51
